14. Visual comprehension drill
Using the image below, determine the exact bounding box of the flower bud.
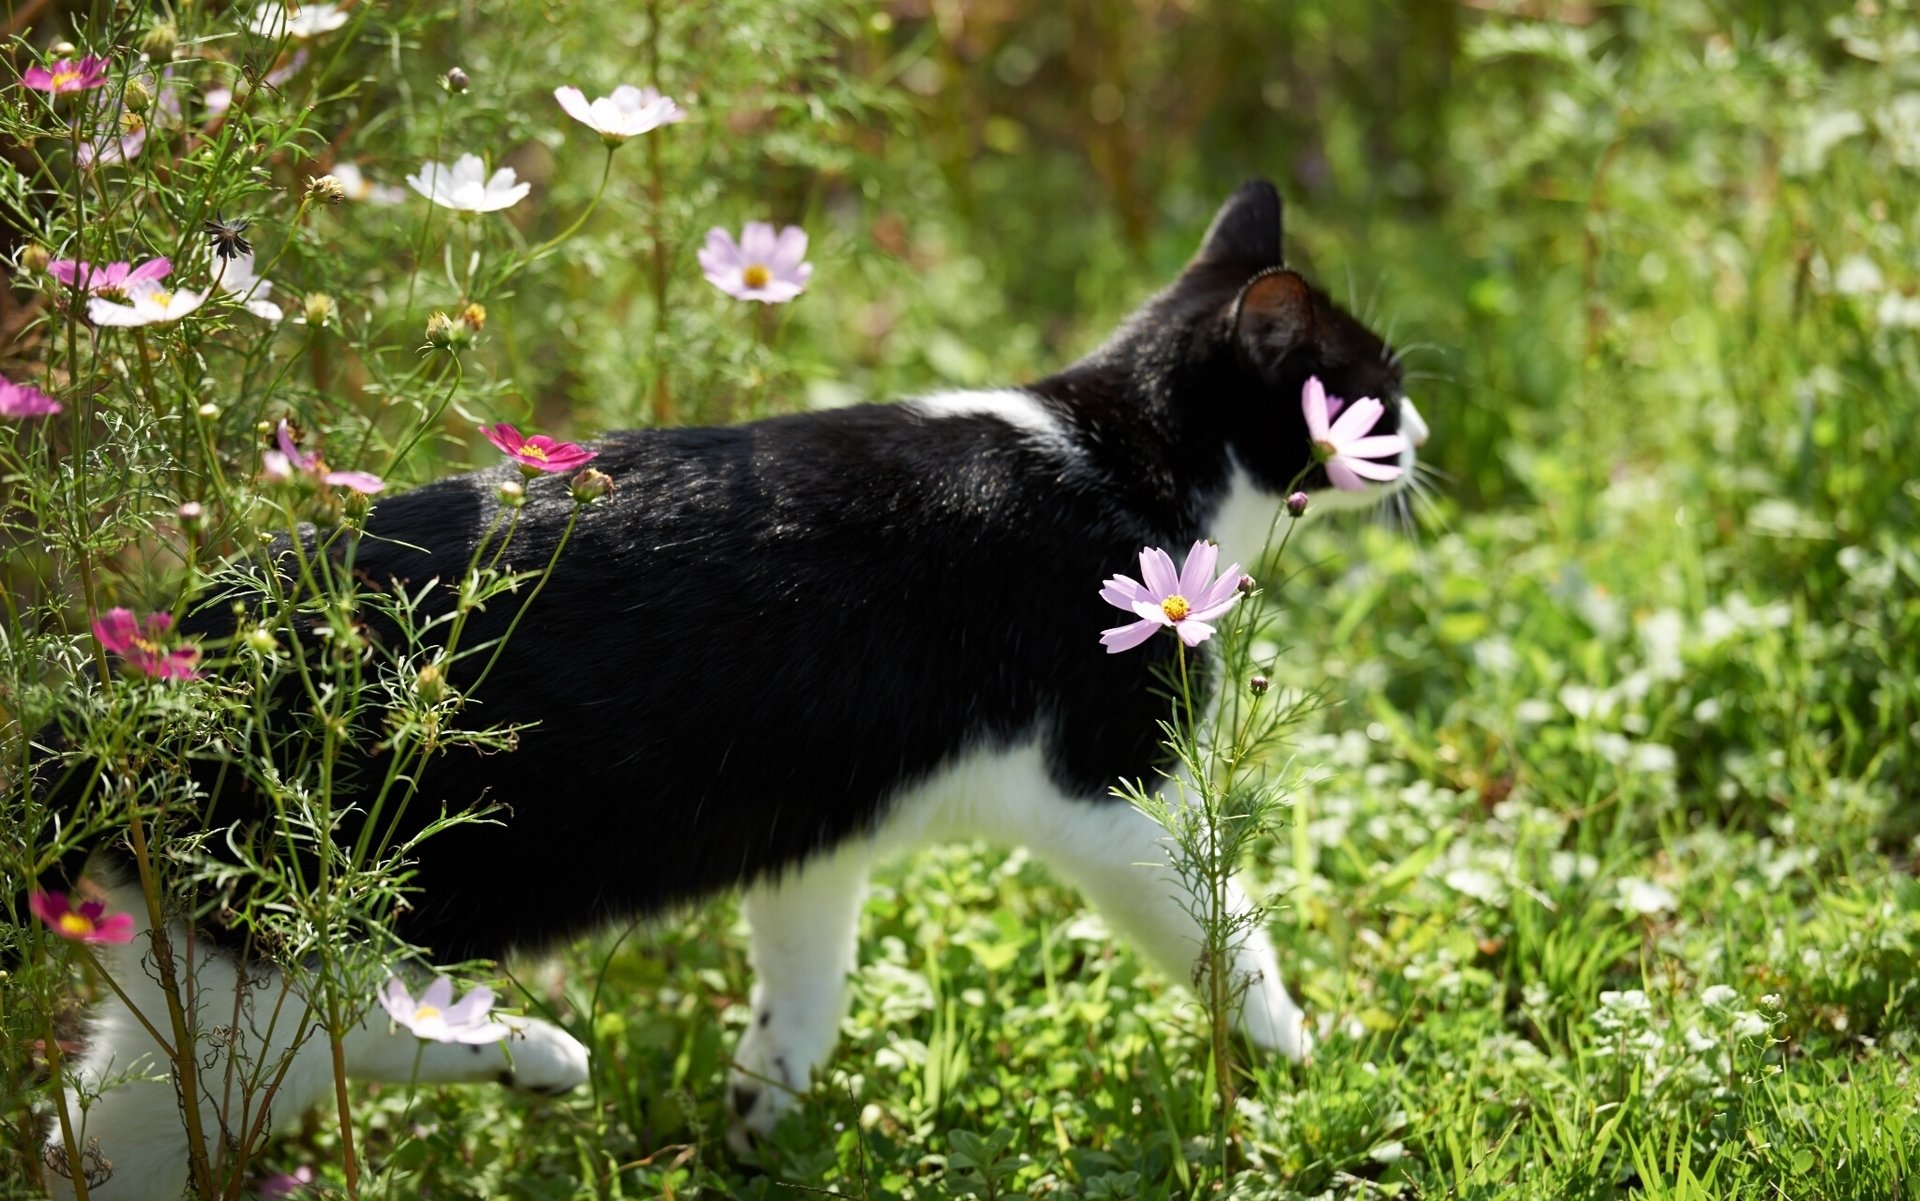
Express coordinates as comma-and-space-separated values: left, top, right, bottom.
303, 292, 337, 326
123, 78, 153, 113
307, 174, 347, 205
1286, 491, 1310, 518
21, 243, 50, 273
570, 467, 613, 504
245, 626, 279, 654
177, 501, 205, 529
444, 66, 470, 93
342, 489, 373, 523
415, 663, 447, 704
139, 24, 179, 61
424, 311, 458, 348
1248, 675, 1270, 697
495, 479, 525, 508
197, 402, 220, 420
1237, 573, 1256, 595
52, 41, 76, 57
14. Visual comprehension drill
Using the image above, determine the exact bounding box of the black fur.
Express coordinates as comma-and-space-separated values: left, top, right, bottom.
40, 179, 1405, 963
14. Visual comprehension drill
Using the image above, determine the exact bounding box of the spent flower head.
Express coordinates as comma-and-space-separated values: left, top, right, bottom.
699, 222, 813, 304
0, 378, 63, 419
407, 153, 530, 213
554, 84, 686, 144
1099, 540, 1243, 653
307, 173, 346, 204
378, 976, 512, 1044
30, 891, 135, 944
484, 423, 598, 476
93, 608, 201, 680
1302, 376, 1408, 491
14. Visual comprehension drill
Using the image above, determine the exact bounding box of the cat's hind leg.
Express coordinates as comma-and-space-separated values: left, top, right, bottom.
726, 842, 871, 1150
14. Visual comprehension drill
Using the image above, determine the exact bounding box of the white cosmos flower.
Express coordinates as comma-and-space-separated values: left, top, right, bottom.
553, 84, 686, 143
406, 153, 531, 214
88, 281, 209, 327
330, 162, 407, 205
249, 2, 350, 39
214, 251, 284, 322
378, 976, 512, 1044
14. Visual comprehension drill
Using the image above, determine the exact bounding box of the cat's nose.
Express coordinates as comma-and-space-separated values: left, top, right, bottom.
1398, 397, 1430, 448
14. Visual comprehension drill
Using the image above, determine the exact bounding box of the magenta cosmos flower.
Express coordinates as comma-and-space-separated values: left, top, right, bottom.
30, 890, 136, 944
93, 608, 202, 680
263, 419, 384, 493
23, 57, 109, 94
1099, 540, 1243, 653
483, 423, 597, 475
698, 222, 812, 304
0, 378, 62, 419
1302, 375, 1408, 491
378, 976, 512, 1044
48, 256, 170, 297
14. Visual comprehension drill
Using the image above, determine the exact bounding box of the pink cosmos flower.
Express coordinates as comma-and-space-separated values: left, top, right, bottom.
1301, 375, 1408, 491
256, 1166, 315, 1200
378, 976, 512, 1044
483, 423, 597, 475
263, 420, 384, 493
92, 608, 202, 680
553, 84, 685, 144
23, 57, 109, 94
698, 222, 812, 304
47, 256, 171, 297
0, 379, 62, 419
29, 890, 136, 944
1099, 540, 1243, 653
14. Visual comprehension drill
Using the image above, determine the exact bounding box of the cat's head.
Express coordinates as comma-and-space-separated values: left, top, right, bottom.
1179, 180, 1429, 517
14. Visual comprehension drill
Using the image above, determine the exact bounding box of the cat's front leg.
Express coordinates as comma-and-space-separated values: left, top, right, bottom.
727, 844, 870, 1152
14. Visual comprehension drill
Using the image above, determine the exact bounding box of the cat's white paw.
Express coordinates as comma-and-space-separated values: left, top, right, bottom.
498, 1017, 590, 1096
1238, 977, 1312, 1064
725, 1008, 837, 1152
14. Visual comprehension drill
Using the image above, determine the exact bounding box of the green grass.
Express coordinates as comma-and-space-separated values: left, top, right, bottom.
6, 0, 1920, 1197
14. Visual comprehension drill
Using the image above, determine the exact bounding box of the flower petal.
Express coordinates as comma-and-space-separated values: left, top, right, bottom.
1175, 619, 1217, 647
1340, 434, 1410, 461
1323, 459, 1364, 491
1326, 396, 1385, 444
1333, 454, 1404, 482
1100, 619, 1161, 653
1137, 546, 1179, 599
1176, 540, 1217, 600
1302, 376, 1331, 442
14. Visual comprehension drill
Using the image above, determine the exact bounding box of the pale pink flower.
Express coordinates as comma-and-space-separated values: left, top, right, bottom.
698, 222, 812, 304
328, 161, 406, 205
22, 57, 109, 94
87, 280, 207, 327
406, 153, 530, 213
0, 379, 62, 419
92, 608, 201, 680
213, 251, 284, 322
248, 2, 349, 39
1301, 375, 1408, 491
264, 419, 384, 493
553, 84, 685, 144
48, 256, 170, 296
378, 976, 512, 1044
30, 890, 135, 944
483, 423, 597, 475
1099, 540, 1243, 653
204, 50, 307, 116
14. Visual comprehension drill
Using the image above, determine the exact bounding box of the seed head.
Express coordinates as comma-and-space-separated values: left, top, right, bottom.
424, 311, 457, 348
307, 174, 347, 205
203, 216, 253, 261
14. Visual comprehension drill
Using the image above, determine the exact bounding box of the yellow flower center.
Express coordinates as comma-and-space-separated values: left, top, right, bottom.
148, 289, 174, 310
57, 913, 94, 937
414, 1004, 442, 1022
51, 69, 81, 89
1161, 595, 1191, 622
742, 264, 771, 289
519, 444, 548, 461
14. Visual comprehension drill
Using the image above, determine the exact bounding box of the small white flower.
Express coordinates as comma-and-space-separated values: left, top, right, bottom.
214, 251, 284, 322
553, 84, 686, 143
1700, 984, 1740, 1011
88, 281, 208, 327
1731, 1011, 1770, 1041
377, 976, 512, 1044
1683, 1025, 1720, 1054
249, 2, 350, 39
406, 153, 531, 214
1615, 877, 1678, 917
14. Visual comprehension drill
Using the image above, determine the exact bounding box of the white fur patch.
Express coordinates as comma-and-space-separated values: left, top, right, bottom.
908, 389, 1087, 466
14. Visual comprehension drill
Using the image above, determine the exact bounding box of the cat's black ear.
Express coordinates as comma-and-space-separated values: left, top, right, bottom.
1196, 180, 1283, 269
1233, 268, 1314, 380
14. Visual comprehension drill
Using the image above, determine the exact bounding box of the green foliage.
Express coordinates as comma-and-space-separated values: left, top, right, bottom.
5, 0, 1920, 1197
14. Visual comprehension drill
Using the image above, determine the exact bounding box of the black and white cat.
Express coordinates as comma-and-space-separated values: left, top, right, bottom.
38, 179, 1428, 1198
